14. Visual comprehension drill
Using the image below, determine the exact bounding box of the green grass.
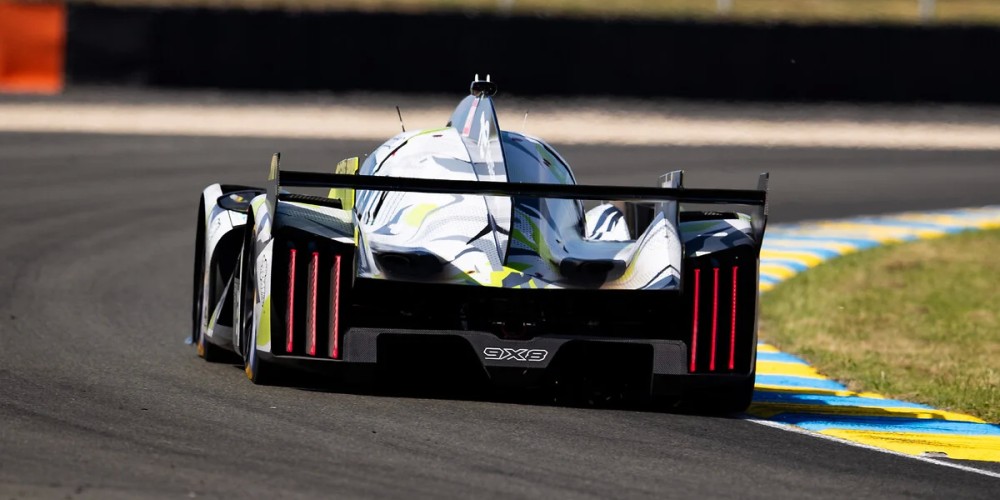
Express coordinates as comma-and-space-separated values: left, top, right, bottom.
759, 228, 1000, 423
78, 0, 1000, 26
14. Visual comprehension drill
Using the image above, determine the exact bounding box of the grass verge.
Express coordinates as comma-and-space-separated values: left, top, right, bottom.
79, 0, 1000, 26
759, 228, 1000, 423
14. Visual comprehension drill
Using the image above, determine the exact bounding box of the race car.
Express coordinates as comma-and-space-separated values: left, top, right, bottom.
192, 76, 769, 413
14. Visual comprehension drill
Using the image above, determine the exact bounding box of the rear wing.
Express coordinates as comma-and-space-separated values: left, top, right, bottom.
266, 153, 769, 243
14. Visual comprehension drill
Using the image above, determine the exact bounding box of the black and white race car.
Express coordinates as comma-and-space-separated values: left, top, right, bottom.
192, 77, 769, 412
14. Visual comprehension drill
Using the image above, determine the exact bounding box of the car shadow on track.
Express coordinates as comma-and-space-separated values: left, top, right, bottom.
234, 360, 736, 418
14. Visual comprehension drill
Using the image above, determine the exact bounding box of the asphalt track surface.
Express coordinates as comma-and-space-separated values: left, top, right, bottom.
2, 132, 999, 498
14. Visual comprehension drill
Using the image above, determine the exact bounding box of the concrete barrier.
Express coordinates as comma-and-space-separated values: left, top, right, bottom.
31, 3, 1000, 103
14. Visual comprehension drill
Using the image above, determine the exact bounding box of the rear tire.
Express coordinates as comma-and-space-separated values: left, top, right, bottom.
236, 212, 284, 385
197, 323, 231, 362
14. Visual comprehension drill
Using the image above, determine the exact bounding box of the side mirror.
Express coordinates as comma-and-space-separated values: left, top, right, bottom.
217, 189, 263, 213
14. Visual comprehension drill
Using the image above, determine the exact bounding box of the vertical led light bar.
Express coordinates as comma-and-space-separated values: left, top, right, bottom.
710, 267, 720, 371
286, 247, 297, 353
306, 251, 319, 356
729, 265, 739, 370
689, 268, 701, 372
329, 254, 342, 359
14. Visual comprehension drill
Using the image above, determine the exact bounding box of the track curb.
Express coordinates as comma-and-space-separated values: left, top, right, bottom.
752, 206, 1000, 464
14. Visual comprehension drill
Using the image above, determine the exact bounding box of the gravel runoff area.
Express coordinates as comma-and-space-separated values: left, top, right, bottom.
5, 87, 1000, 149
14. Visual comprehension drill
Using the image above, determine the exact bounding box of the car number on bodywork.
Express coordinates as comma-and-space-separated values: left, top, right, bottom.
483, 347, 548, 362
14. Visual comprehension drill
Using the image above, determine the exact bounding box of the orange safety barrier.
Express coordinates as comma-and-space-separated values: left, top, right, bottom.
0, 1, 65, 93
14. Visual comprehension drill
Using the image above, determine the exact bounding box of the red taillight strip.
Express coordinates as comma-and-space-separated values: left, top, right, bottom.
286, 248, 297, 353
709, 267, 720, 371
729, 265, 739, 370
329, 254, 342, 359
689, 268, 701, 372
306, 251, 319, 356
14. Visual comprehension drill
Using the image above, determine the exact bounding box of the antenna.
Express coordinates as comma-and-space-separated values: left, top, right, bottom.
395, 106, 406, 133
522, 111, 529, 132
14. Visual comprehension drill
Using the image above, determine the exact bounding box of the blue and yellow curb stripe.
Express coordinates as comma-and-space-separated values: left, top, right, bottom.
752, 205, 1000, 463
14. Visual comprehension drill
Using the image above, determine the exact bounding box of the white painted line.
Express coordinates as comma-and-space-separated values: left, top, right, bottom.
745, 417, 1000, 480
